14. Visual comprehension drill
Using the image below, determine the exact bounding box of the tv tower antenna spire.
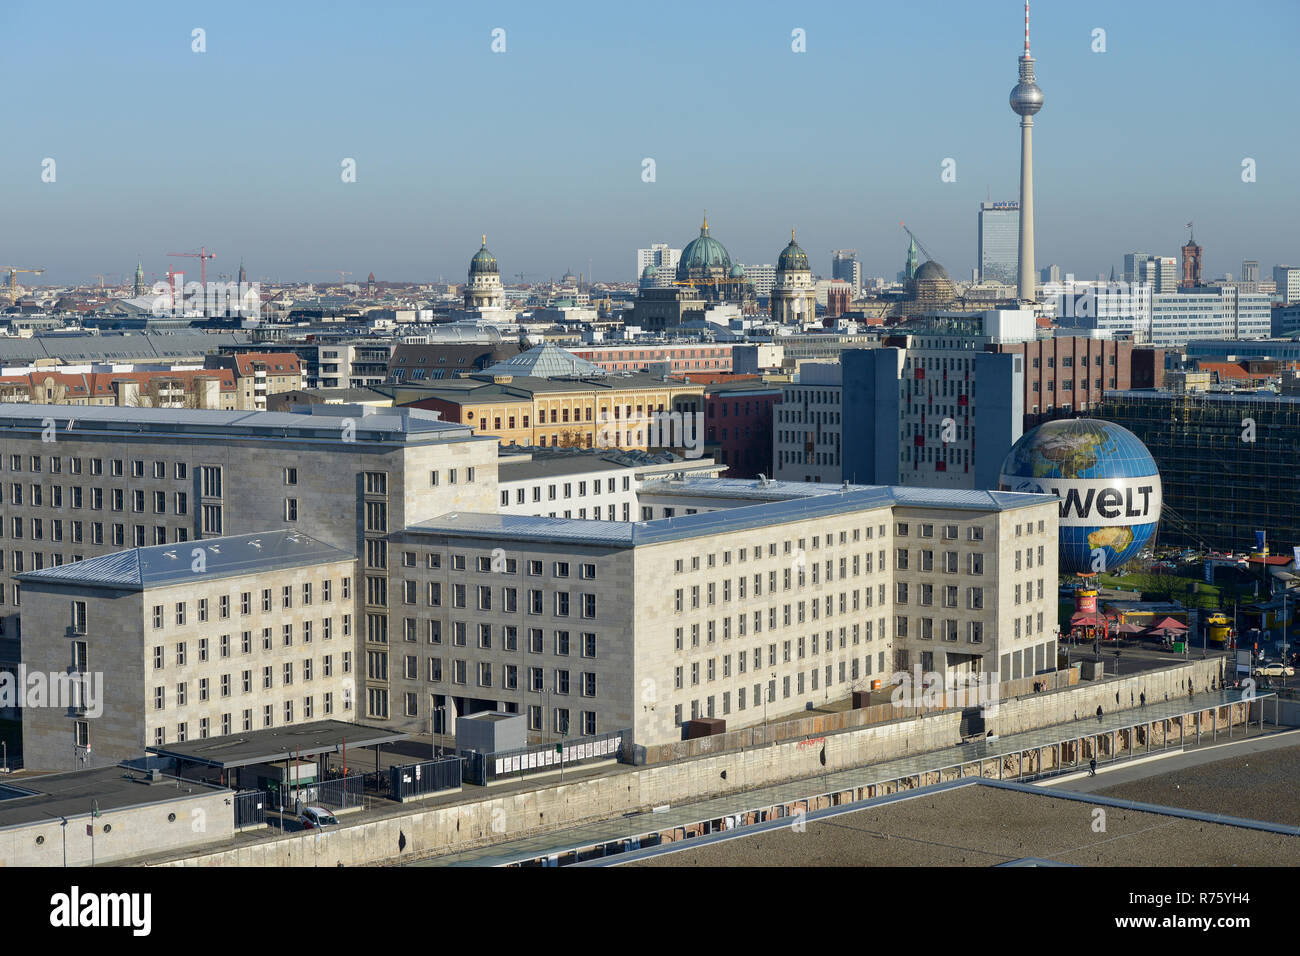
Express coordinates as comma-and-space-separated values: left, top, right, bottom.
1010, 0, 1044, 302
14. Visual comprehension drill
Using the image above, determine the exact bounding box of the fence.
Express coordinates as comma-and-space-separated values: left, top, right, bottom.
633, 669, 1077, 764
389, 755, 462, 801
234, 790, 267, 828
463, 729, 627, 785
286, 773, 366, 811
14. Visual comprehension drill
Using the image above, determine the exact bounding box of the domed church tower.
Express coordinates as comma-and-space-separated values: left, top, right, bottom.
675, 213, 750, 304
770, 229, 816, 325
464, 236, 506, 310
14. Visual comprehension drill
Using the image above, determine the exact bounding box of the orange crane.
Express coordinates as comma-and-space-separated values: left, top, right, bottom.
4, 267, 45, 297
167, 247, 215, 287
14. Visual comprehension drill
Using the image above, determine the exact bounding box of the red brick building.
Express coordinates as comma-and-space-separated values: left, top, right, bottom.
701, 380, 782, 478
989, 338, 1164, 430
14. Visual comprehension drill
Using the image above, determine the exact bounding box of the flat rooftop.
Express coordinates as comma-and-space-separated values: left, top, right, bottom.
407, 482, 1055, 548
0, 402, 482, 446
0, 764, 229, 829
18, 530, 352, 591
146, 719, 409, 769
627, 783, 1300, 867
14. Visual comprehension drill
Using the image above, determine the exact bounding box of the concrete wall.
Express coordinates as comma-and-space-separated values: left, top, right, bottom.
989, 657, 1223, 734
0, 786, 232, 867
146, 656, 1238, 868
154, 708, 964, 867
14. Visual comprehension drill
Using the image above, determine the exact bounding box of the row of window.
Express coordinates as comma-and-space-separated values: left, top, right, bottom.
500, 475, 632, 506
398, 620, 599, 654
151, 692, 351, 745
149, 621, 351, 669
896, 550, 986, 574
674, 627, 883, 687
674, 617, 888, 651
147, 580, 352, 630
4, 455, 189, 479
152, 654, 349, 706
396, 581, 599, 618
673, 653, 887, 725
672, 527, 888, 574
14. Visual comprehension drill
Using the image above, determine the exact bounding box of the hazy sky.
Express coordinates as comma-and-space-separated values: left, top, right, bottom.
2, 0, 1296, 286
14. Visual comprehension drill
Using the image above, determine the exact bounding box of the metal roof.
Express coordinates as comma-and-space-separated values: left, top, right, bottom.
17, 530, 353, 591
0, 332, 249, 363
0, 402, 479, 445
479, 341, 607, 378
407, 483, 1054, 548
145, 720, 408, 769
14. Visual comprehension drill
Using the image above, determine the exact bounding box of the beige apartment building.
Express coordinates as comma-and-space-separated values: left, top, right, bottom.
18, 531, 358, 771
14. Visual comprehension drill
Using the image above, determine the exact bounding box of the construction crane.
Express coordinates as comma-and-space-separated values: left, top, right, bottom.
514, 272, 538, 284
3, 267, 45, 300
898, 222, 943, 266
167, 246, 215, 287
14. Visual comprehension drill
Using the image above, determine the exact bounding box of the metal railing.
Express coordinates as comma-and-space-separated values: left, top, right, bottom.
466, 729, 627, 785
389, 756, 461, 800
234, 790, 267, 828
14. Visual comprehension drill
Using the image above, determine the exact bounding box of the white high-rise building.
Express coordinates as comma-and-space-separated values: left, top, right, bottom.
636, 244, 681, 287
740, 263, 776, 297
773, 363, 842, 483
832, 250, 862, 297
1274, 266, 1300, 304
1149, 288, 1272, 345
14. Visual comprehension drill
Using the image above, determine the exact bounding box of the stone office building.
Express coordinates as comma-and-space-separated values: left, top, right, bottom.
18, 531, 357, 771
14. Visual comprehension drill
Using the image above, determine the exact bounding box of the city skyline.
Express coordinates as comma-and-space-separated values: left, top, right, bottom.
1, 0, 1296, 285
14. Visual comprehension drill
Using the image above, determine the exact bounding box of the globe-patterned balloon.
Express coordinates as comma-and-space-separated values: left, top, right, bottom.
998, 419, 1162, 574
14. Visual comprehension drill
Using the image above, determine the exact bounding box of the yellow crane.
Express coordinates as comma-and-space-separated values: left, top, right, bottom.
3, 267, 45, 299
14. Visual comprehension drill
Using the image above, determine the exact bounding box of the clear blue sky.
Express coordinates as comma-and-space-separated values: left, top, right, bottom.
2, 0, 1295, 286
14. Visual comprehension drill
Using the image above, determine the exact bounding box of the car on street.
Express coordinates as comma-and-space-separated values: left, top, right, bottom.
299, 806, 339, 829
1255, 662, 1295, 678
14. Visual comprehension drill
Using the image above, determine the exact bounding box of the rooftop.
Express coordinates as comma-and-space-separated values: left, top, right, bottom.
0, 331, 249, 363
0, 402, 481, 445
406, 481, 1054, 548
0, 764, 230, 830
146, 719, 408, 769
479, 341, 607, 379
17, 530, 352, 591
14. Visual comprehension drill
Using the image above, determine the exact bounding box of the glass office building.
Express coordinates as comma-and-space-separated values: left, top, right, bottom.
978, 202, 1019, 285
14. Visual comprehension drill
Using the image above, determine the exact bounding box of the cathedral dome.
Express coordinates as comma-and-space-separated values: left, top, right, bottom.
777, 232, 810, 272
469, 237, 499, 277
676, 215, 733, 280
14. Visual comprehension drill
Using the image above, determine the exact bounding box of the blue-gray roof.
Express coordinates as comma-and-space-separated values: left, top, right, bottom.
0, 332, 249, 364
406, 483, 1055, 548
17, 531, 353, 591
480, 341, 607, 379
0, 402, 480, 446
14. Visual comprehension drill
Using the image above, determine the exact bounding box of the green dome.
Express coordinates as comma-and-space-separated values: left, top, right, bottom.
729, 264, 745, 278
641, 263, 658, 278
777, 231, 810, 272
676, 215, 733, 280
469, 236, 498, 276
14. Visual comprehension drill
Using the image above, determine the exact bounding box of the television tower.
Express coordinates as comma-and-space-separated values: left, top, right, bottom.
1010, 1, 1043, 302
